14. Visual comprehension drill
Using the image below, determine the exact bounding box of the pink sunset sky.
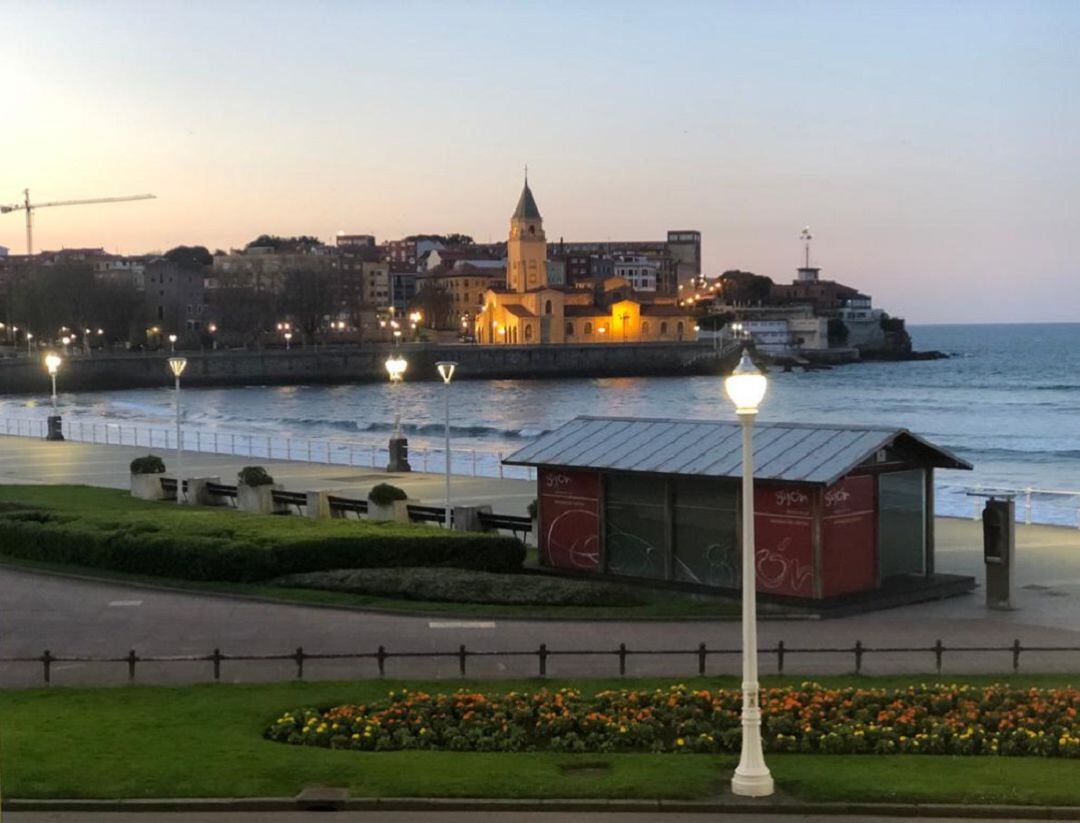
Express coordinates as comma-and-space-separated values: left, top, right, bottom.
2, 1, 1077, 323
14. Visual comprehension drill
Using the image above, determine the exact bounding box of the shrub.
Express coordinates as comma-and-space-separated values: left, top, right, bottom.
272, 567, 646, 607
238, 466, 274, 487
130, 455, 166, 475
368, 483, 408, 506
0, 508, 526, 582
266, 683, 1080, 757
526, 499, 538, 519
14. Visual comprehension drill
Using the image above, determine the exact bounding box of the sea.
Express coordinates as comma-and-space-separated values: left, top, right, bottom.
2, 323, 1078, 525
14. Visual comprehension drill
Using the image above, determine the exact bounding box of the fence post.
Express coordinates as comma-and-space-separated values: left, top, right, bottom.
42, 649, 53, 684
377, 645, 387, 677
697, 642, 707, 675
934, 639, 944, 674
295, 646, 305, 680
776, 640, 785, 674
1024, 488, 1033, 525
854, 640, 863, 674
307, 439, 312, 462
1012, 638, 1021, 673
618, 642, 627, 676
498, 452, 505, 480
538, 643, 548, 676
458, 644, 467, 676
212, 648, 222, 681
472, 450, 477, 476
127, 649, 138, 681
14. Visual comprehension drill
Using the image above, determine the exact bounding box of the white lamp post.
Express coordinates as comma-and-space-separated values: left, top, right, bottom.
724, 348, 773, 798
436, 361, 458, 528
44, 353, 62, 411
168, 357, 188, 483
284, 331, 292, 351
168, 333, 177, 354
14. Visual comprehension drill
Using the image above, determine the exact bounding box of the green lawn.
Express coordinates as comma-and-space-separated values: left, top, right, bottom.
0, 484, 741, 619
3, 675, 1080, 804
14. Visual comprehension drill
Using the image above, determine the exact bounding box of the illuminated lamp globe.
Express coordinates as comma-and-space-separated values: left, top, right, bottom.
724, 349, 767, 415
436, 361, 457, 384
168, 357, 188, 378
44, 353, 62, 376
385, 354, 408, 382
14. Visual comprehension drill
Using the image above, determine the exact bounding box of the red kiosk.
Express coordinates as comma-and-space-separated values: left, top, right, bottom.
504, 416, 973, 603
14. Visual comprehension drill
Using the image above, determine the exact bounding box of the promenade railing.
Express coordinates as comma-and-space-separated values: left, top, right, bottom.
3, 638, 1074, 684
0, 415, 536, 481
965, 483, 1080, 529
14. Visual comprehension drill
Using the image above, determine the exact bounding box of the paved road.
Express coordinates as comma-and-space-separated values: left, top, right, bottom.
3, 813, 1048, 823
3, 435, 1080, 686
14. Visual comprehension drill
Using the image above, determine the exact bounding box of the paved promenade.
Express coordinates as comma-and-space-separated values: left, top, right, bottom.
2, 435, 1080, 686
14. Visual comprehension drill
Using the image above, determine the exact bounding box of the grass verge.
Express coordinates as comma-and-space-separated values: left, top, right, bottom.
2, 675, 1079, 804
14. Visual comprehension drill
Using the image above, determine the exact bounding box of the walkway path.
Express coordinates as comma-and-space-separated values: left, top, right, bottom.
3, 436, 1080, 686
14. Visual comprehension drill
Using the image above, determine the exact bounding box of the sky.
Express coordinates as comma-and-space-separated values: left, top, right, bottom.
2, 0, 1078, 323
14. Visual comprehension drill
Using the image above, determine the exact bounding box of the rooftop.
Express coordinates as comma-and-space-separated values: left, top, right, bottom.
503, 416, 972, 485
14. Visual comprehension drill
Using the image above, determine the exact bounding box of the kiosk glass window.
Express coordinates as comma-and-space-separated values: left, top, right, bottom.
878, 469, 926, 578
605, 475, 667, 580
672, 478, 738, 587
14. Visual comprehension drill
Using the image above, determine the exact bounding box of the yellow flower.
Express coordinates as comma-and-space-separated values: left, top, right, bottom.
676, 738, 685, 747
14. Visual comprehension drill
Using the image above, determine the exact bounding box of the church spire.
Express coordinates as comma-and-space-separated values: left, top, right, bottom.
513, 174, 541, 220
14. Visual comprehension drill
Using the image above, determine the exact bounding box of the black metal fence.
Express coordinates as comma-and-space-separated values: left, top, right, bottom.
5, 639, 1076, 684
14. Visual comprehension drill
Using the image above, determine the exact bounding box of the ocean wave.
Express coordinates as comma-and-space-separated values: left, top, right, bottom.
952, 446, 1080, 462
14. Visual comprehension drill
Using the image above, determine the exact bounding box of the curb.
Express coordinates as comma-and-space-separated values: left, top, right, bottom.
4, 796, 1080, 818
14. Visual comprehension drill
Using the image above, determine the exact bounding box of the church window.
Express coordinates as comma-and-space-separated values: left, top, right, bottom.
528, 225, 535, 235
525, 324, 533, 341
545, 300, 553, 315
584, 322, 593, 335
642, 322, 650, 336
677, 322, 684, 339
660, 321, 668, 335
565, 322, 574, 336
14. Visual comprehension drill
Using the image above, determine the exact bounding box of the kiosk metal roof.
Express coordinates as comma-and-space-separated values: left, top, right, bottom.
503, 416, 971, 486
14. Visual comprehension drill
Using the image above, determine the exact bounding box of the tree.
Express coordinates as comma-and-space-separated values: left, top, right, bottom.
244, 235, 322, 251
279, 267, 337, 343
827, 318, 850, 346
719, 270, 774, 305
412, 282, 454, 329
163, 245, 212, 270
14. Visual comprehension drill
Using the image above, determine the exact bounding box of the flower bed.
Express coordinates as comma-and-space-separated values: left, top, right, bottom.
266, 683, 1080, 757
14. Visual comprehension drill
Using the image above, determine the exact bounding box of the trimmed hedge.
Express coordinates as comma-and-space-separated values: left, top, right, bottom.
238, 466, 274, 487
273, 567, 647, 607
130, 455, 166, 475
0, 508, 527, 583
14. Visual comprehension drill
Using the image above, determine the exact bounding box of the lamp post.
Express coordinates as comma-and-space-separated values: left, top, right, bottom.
384, 353, 410, 472
436, 361, 457, 528
44, 352, 64, 440
168, 333, 177, 354
168, 357, 188, 483
724, 349, 773, 798
44, 353, 61, 411
284, 331, 292, 351
26, 331, 33, 356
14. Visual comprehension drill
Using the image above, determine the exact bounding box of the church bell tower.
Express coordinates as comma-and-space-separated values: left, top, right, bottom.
507, 172, 547, 292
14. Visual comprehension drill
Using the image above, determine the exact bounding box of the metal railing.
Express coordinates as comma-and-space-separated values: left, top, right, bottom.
0, 415, 536, 481
967, 483, 1080, 529
3, 638, 1073, 684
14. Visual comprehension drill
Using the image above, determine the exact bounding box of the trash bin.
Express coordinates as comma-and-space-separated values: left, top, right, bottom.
46, 415, 65, 441
387, 436, 411, 473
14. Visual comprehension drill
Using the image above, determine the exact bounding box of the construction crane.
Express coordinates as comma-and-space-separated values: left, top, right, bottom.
0, 189, 156, 255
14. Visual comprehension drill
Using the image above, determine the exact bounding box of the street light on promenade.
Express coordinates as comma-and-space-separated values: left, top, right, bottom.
168, 357, 188, 484
284, 331, 292, 351
168, 333, 177, 353
26, 331, 33, 356
436, 361, 458, 528
384, 353, 410, 472
44, 353, 61, 411
724, 349, 773, 798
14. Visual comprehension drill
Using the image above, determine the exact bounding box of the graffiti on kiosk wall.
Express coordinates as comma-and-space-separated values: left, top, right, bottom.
754, 482, 815, 597
539, 469, 601, 571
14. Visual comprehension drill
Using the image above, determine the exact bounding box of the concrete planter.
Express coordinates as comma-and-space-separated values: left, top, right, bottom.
238, 483, 287, 515
367, 498, 411, 523
130, 472, 167, 501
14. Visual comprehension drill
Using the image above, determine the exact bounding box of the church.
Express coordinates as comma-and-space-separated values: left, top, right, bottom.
475, 178, 698, 345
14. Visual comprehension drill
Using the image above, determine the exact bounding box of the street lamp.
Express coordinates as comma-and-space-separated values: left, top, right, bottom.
724, 349, 773, 798
436, 361, 458, 528
44, 353, 61, 411
284, 331, 292, 351
168, 357, 188, 484
26, 331, 33, 355
384, 354, 410, 472
168, 333, 177, 353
